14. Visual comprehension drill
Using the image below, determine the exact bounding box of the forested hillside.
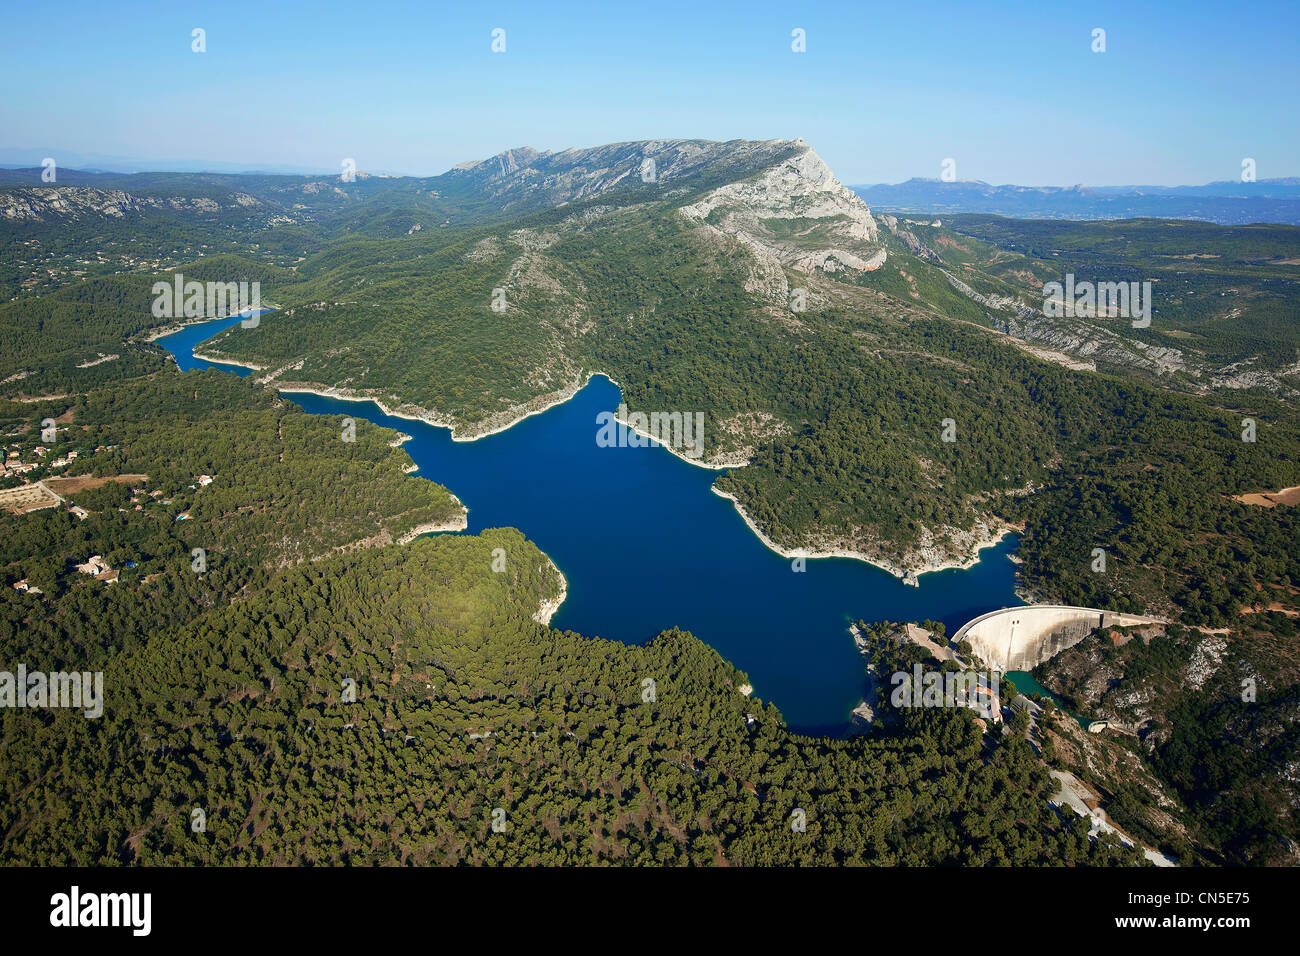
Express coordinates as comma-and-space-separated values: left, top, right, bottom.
1024, 616, 1300, 866
0, 372, 464, 665
0, 372, 1139, 866
2, 139, 1298, 865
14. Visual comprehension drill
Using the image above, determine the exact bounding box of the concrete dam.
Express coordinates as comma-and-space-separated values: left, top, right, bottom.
952, 605, 1165, 672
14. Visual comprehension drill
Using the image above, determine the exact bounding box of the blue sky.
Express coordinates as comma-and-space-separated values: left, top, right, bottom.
2, 0, 1296, 185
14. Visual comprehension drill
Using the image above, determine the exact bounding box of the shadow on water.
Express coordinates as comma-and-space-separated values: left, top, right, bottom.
159, 317, 1024, 733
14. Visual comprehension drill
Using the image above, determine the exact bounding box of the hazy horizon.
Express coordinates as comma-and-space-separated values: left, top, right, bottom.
1, 144, 1296, 190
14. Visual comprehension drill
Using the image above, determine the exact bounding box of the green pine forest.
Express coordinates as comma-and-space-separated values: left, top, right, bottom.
0, 372, 1139, 866
2, 151, 1299, 865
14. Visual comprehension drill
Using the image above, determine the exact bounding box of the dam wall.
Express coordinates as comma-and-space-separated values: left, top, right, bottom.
952, 606, 1164, 673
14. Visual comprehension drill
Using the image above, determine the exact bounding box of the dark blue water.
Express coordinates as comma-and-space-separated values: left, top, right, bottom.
161, 313, 263, 376
159, 316, 1024, 732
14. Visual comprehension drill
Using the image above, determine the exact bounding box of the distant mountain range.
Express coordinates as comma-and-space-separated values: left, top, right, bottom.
10, 145, 1299, 226
0, 149, 342, 177
851, 178, 1300, 225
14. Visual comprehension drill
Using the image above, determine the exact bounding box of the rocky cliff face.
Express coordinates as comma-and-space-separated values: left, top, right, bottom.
0, 186, 262, 222
940, 262, 1300, 392
444, 137, 888, 302
678, 139, 886, 287
443, 138, 809, 212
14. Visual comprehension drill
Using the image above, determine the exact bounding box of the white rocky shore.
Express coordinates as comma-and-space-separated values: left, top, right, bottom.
267, 371, 596, 442
184, 336, 593, 442
533, 557, 569, 626
190, 350, 269, 371
606, 395, 751, 470
710, 486, 1013, 583
395, 507, 468, 545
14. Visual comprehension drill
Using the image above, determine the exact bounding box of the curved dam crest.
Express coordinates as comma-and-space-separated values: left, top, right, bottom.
954, 605, 1166, 673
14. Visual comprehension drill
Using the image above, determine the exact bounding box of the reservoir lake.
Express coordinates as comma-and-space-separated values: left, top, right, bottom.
161, 315, 1024, 733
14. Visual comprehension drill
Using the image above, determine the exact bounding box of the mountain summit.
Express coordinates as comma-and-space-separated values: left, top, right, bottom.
445, 137, 804, 204
445, 137, 886, 287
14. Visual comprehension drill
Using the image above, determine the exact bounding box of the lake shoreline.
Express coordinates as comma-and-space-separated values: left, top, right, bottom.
709, 486, 1015, 582
270, 372, 600, 443
598, 372, 749, 471
395, 507, 469, 545
534, 558, 569, 626
145, 307, 278, 344
194, 358, 751, 469
190, 349, 270, 372
185, 342, 1017, 584
162, 323, 1025, 729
